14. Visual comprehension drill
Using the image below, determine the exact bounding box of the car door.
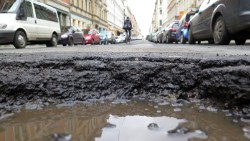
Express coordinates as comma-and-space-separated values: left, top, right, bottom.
193, 0, 219, 39
71, 26, 78, 43
18, 1, 37, 40
191, 0, 209, 38
95, 30, 100, 43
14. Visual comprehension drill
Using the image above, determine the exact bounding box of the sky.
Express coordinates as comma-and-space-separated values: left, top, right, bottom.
127, 0, 155, 36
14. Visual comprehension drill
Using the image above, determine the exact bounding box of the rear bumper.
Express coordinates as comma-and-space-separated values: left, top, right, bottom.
0, 30, 15, 44
59, 37, 69, 44
169, 32, 177, 41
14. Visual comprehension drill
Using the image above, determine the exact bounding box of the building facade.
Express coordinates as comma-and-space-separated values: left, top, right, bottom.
150, 0, 163, 32
39, 0, 139, 34
167, 0, 204, 25
107, 0, 124, 35
153, 0, 204, 31
91, 0, 108, 31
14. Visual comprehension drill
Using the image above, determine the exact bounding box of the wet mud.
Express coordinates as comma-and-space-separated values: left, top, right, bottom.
0, 53, 249, 112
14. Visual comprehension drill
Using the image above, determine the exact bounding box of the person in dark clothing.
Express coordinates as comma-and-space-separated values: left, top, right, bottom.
123, 17, 132, 40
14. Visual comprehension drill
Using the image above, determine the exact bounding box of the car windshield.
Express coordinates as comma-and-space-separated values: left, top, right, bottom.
88, 30, 94, 34
0, 0, 23, 13
100, 32, 106, 36
173, 23, 179, 28
61, 26, 70, 33
82, 29, 90, 34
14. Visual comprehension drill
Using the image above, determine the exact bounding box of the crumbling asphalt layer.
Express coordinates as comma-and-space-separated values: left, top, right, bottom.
0, 52, 249, 110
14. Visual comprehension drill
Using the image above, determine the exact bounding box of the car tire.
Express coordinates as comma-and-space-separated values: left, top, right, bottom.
180, 34, 186, 44
213, 16, 230, 45
13, 30, 27, 49
62, 44, 66, 46
166, 35, 170, 43
68, 37, 73, 46
235, 39, 246, 45
188, 27, 195, 44
46, 34, 58, 47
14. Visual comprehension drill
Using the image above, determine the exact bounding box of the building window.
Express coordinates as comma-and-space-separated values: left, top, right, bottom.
86, 0, 88, 11
89, 1, 91, 12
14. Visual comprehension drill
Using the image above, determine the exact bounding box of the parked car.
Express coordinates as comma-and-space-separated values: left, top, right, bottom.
176, 11, 196, 44
60, 26, 84, 46
148, 32, 156, 42
83, 29, 100, 45
116, 34, 126, 43
115, 36, 124, 43
157, 29, 166, 43
188, 0, 250, 45
107, 31, 116, 44
153, 31, 161, 43
162, 21, 179, 43
100, 31, 108, 45
137, 35, 143, 40
0, 0, 61, 49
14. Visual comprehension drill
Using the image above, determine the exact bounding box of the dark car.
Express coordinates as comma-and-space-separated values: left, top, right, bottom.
60, 26, 84, 46
188, 0, 250, 45
162, 22, 179, 43
176, 11, 195, 44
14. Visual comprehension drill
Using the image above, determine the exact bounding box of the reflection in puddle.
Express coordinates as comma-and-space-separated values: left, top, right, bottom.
96, 115, 207, 141
0, 101, 249, 141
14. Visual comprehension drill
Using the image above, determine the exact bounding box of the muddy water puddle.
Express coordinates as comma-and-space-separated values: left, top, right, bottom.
0, 100, 249, 141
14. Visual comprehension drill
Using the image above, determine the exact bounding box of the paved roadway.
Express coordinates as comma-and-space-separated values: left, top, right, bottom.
0, 40, 250, 59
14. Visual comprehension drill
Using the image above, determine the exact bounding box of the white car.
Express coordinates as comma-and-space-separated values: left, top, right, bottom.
115, 35, 125, 43
137, 35, 143, 40
0, 0, 61, 49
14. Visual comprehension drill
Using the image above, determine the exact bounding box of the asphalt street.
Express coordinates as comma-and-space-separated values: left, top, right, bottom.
0, 39, 250, 109
0, 40, 250, 58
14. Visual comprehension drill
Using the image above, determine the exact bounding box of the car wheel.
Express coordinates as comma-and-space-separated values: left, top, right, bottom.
188, 27, 195, 44
180, 34, 186, 44
213, 16, 230, 45
13, 30, 27, 49
235, 39, 246, 45
62, 44, 66, 46
46, 34, 58, 47
166, 35, 170, 43
68, 37, 73, 46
